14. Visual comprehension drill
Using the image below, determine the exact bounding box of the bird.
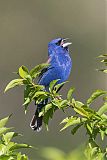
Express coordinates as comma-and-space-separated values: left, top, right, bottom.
30, 38, 72, 132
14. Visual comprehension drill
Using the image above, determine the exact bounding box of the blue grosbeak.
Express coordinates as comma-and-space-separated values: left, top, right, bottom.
30, 38, 72, 132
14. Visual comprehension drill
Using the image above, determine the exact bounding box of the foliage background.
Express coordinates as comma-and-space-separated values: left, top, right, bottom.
0, 0, 106, 159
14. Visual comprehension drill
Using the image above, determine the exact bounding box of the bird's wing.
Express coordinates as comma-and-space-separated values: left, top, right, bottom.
37, 57, 52, 83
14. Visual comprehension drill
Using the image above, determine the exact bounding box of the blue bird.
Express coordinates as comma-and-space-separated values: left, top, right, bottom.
30, 38, 72, 132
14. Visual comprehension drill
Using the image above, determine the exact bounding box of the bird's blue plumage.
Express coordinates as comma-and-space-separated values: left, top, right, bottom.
39, 38, 72, 86
30, 38, 72, 132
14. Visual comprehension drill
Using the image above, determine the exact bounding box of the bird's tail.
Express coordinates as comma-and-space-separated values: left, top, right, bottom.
30, 99, 48, 132
30, 109, 43, 132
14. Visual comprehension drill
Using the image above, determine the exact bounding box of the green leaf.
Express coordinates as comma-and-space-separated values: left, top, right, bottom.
103, 96, 107, 101
67, 87, 75, 101
98, 69, 107, 73
101, 114, 107, 120
33, 84, 45, 90
52, 99, 68, 109
97, 152, 105, 160
2, 132, 14, 144
73, 101, 84, 107
24, 75, 32, 83
0, 144, 6, 155
17, 153, 28, 160
23, 85, 33, 113
98, 54, 107, 58
23, 85, 46, 113
60, 117, 69, 124
0, 155, 14, 160
81, 105, 99, 118
102, 69, 107, 73
0, 115, 11, 128
9, 143, 32, 151
98, 103, 107, 115
19, 66, 29, 78
23, 97, 30, 106
49, 79, 60, 92
30, 63, 49, 78
39, 103, 53, 117
0, 127, 12, 136
31, 72, 41, 79
51, 99, 62, 108
24, 85, 32, 100
71, 123, 83, 135
59, 100, 68, 108
101, 59, 107, 63
32, 91, 48, 99
74, 101, 88, 117
60, 117, 81, 131
2, 132, 21, 145
54, 81, 68, 93
36, 95, 49, 103
43, 108, 54, 130
74, 107, 88, 117
86, 123, 93, 134
5, 79, 24, 92
99, 129, 105, 140
87, 90, 107, 106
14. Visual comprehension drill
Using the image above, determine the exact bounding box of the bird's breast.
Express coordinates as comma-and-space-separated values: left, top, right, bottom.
50, 53, 72, 81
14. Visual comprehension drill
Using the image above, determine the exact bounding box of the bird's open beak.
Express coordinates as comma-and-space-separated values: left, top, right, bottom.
62, 38, 72, 48
62, 42, 72, 48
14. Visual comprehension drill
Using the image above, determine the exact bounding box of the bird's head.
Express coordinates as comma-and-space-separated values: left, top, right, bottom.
48, 38, 72, 56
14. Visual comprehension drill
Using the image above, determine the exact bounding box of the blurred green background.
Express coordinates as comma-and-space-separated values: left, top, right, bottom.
0, 0, 106, 159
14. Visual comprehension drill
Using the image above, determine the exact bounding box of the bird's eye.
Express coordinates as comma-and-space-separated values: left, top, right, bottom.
56, 39, 62, 46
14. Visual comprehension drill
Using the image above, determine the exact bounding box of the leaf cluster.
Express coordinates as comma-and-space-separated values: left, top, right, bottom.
4, 59, 107, 159
5, 64, 49, 114
0, 115, 32, 160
